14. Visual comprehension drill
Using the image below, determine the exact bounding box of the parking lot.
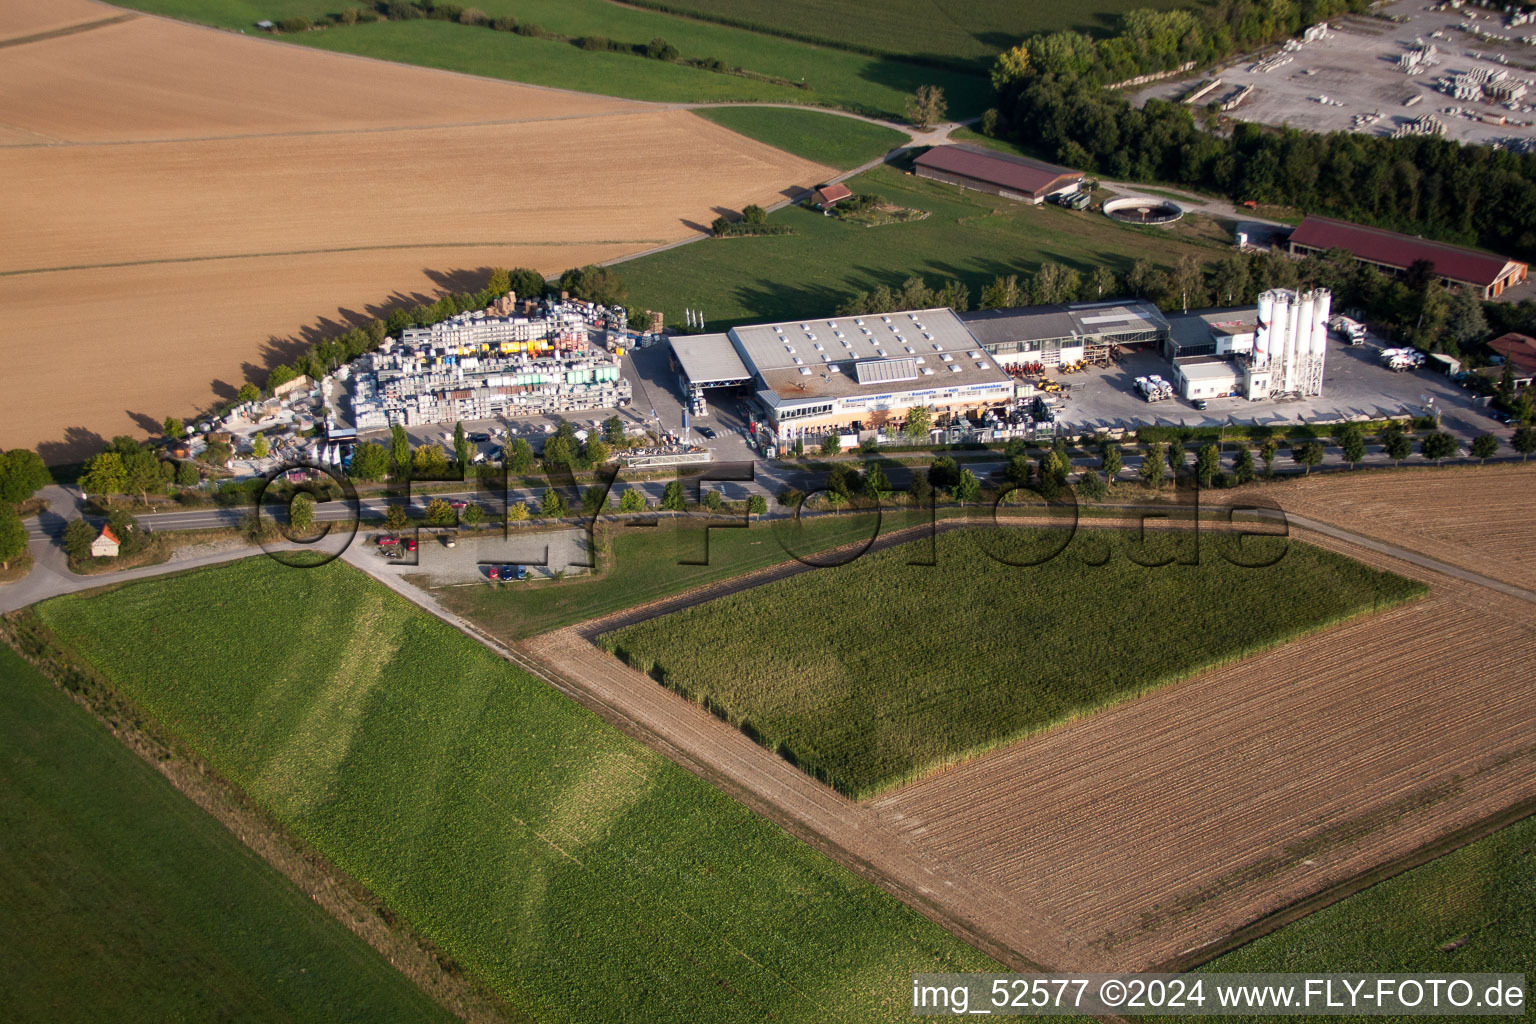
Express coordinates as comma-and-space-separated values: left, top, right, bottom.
376, 527, 593, 586
1057, 340, 1504, 436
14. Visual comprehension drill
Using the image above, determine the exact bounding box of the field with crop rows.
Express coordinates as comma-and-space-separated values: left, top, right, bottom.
0, 645, 454, 1023
600, 527, 1424, 798
1234, 464, 1536, 591
36, 557, 995, 1023
111, 0, 992, 117
0, 4, 826, 458
616, 163, 1233, 329
1202, 812, 1536, 981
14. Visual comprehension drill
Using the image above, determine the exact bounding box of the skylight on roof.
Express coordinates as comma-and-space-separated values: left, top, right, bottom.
949, 364, 963, 372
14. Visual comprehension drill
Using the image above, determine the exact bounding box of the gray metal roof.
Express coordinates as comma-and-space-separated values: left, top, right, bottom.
959, 299, 1169, 346
668, 333, 750, 385
727, 307, 1008, 403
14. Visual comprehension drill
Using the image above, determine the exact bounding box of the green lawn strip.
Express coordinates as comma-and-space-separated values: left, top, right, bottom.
1194, 812, 1536, 1015
36, 558, 996, 1024
111, 0, 991, 118
0, 645, 455, 1024
600, 527, 1428, 798
692, 106, 907, 170
616, 163, 1232, 328
435, 508, 918, 640
618, 0, 1193, 67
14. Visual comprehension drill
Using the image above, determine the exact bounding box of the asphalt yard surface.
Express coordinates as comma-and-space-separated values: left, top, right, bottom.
1059, 339, 1503, 436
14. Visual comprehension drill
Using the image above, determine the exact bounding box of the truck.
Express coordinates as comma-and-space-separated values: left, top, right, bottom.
1135, 375, 1174, 402
1379, 347, 1425, 371
1329, 315, 1368, 345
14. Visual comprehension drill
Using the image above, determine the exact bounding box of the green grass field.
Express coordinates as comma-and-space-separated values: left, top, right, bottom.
112, 0, 991, 119
1202, 812, 1536, 1000
616, 163, 1234, 328
692, 106, 907, 170
618, 0, 1193, 66
0, 645, 455, 1024
436, 509, 905, 640
36, 557, 995, 1023
601, 527, 1426, 798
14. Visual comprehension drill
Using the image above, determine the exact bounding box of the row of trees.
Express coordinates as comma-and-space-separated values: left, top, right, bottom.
835, 275, 971, 317
989, 47, 1536, 261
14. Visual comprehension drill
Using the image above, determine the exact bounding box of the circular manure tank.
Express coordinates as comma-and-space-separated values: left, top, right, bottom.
1103, 195, 1184, 225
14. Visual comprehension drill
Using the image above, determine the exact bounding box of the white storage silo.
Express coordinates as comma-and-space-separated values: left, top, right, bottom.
1271, 292, 1290, 375
1256, 291, 1274, 365
1310, 289, 1330, 358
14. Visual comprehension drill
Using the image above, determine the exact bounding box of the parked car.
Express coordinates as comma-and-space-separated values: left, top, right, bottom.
468, 432, 491, 443
448, 500, 468, 510
508, 564, 528, 581
487, 566, 500, 581
376, 535, 399, 546
697, 426, 716, 439
1194, 399, 1209, 410
404, 538, 417, 552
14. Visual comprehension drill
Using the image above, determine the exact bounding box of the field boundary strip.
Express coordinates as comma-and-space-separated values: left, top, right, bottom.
0, 13, 136, 49
1, 240, 672, 279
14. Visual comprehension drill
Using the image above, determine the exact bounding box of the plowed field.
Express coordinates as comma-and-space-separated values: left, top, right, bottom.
1230, 465, 1536, 591
869, 531, 1536, 970
0, 3, 828, 457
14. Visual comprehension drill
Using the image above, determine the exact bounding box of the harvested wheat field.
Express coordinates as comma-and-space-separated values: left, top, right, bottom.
0, 4, 829, 457
869, 529, 1536, 971
1230, 465, 1536, 592
0, 0, 114, 44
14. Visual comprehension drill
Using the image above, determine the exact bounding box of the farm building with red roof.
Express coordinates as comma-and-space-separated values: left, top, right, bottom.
811, 182, 852, 210
1287, 215, 1528, 299
1488, 332, 1536, 381
913, 144, 1083, 205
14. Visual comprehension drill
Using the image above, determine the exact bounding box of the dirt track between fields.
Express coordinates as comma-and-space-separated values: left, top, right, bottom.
0, 0, 829, 457
515, 502, 1536, 972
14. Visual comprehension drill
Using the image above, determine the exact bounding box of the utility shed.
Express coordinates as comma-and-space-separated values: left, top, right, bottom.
913, 144, 1083, 204
1173, 355, 1240, 400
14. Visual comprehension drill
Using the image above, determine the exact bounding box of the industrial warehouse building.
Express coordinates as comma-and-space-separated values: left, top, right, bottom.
1287, 215, 1529, 299
959, 300, 1170, 367
670, 308, 1014, 441
913, 144, 1084, 205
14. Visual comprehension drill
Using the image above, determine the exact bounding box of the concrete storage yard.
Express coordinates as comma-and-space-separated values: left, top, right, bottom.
1138, 0, 1536, 149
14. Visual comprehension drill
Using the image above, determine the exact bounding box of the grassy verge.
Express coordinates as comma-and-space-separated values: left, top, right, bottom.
434, 507, 911, 639
1198, 812, 1536, 993
616, 163, 1233, 329
35, 557, 996, 1023
0, 644, 456, 1024
0, 550, 33, 585
693, 106, 907, 170
112, 0, 990, 119
600, 526, 1427, 798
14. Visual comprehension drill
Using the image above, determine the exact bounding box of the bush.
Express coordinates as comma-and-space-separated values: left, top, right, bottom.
646, 36, 680, 60
384, 0, 422, 19
458, 6, 486, 24
277, 16, 311, 32
490, 15, 515, 30
579, 35, 610, 51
